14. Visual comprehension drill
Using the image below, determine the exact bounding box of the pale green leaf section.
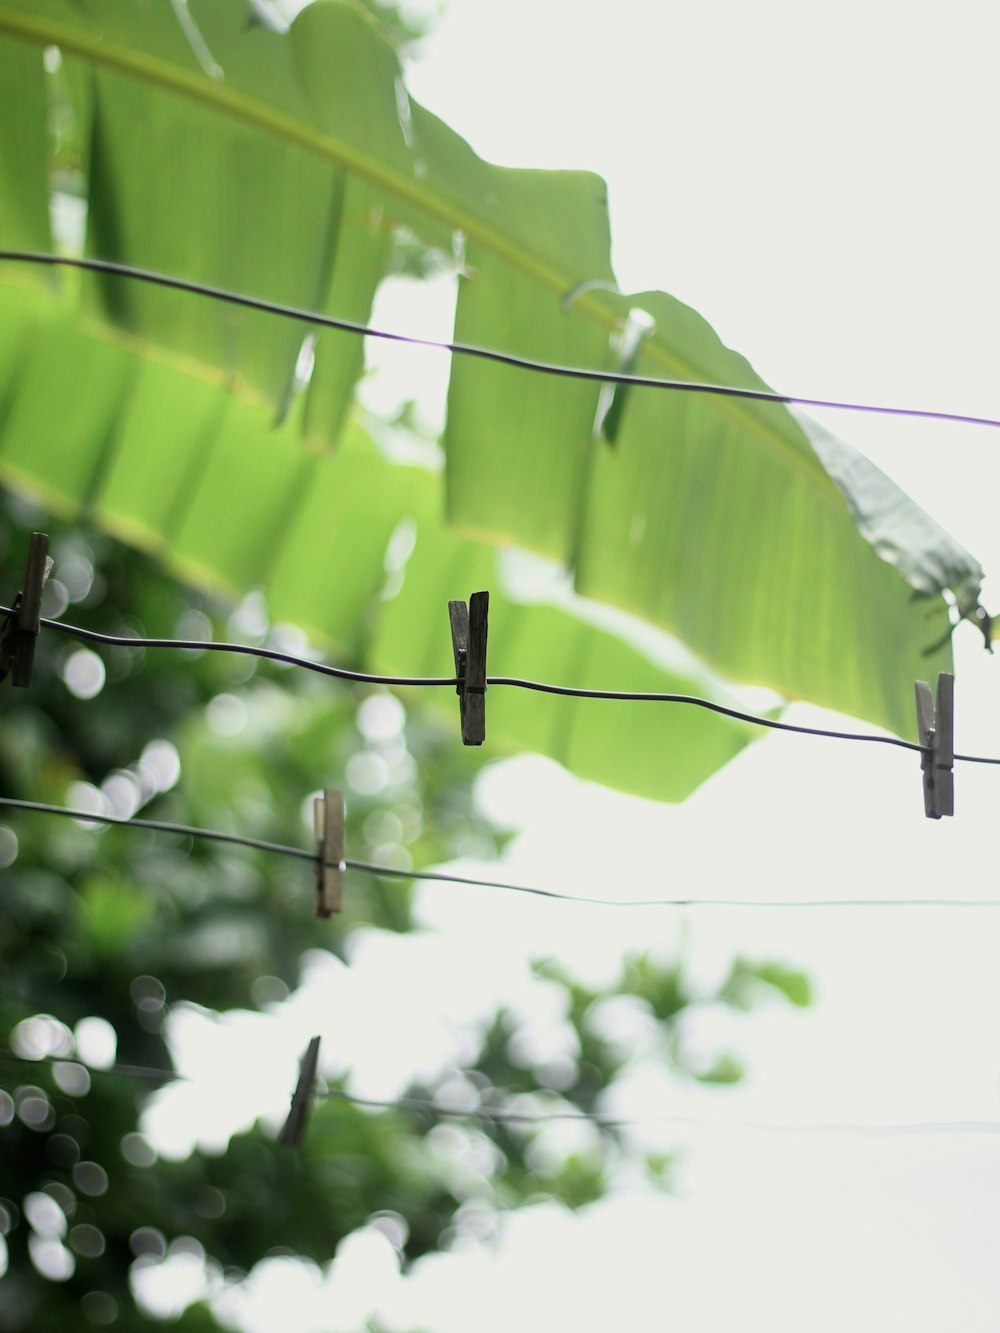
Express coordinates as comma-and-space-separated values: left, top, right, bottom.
83, 64, 338, 409
445, 247, 609, 559
0, 35, 51, 259
802, 411, 982, 597
0, 310, 132, 508
368, 464, 755, 801
0, 283, 753, 801
456, 284, 969, 736
301, 175, 391, 447
572, 291, 962, 734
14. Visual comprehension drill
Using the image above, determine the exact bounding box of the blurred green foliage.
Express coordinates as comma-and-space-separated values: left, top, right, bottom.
0, 490, 810, 1328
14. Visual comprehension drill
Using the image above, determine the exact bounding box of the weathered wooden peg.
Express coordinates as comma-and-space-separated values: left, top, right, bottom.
914, 672, 954, 819
278, 1036, 321, 1147
448, 591, 488, 745
0, 532, 52, 688
314, 789, 344, 917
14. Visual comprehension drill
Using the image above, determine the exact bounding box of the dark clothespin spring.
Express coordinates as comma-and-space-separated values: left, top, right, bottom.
914, 672, 954, 819
448, 591, 489, 745
278, 1035, 321, 1147
0, 532, 53, 687
314, 789, 344, 917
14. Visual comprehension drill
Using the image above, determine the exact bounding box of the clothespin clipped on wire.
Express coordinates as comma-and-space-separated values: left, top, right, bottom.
448, 591, 489, 745
314, 789, 343, 917
278, 1036, 321, 1147
914, 672, 955, 818
0, 532, 53, 687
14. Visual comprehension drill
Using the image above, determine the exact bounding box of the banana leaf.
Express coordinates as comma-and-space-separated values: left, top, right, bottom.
0, 0, 984, 797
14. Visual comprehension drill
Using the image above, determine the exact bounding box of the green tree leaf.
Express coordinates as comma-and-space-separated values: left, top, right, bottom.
721, 957, 814, 1010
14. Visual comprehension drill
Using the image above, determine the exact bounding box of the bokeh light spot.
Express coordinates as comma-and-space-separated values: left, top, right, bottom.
250, 975, 289, 1008
74, 1017, 117, 1069
346, 751, 389, 795
11, 1013, 74, 1060
17, 1092, 56, 1132
71, 1224, 106, 1258
46, 1134, 81, 1168
81, 1290, 118, 1324
357, 692, 405, 742
0, 824, 17, 868
62, 648, 106, 700
138, 739, 181, 794
53, 1062, 92, 1097
28, 1234, 75, 1281
130, 1226, 166, 1259
120, 1133, 156, 1168
73, 1162, 109, 1197
206, 693, 248, 737
24, 1191, 67, 1239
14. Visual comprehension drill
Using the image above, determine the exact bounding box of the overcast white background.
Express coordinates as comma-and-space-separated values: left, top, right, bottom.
118, 0, 1000, 1327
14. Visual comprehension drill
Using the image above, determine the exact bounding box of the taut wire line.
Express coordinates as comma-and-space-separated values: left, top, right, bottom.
2, 250, 999, 432
4, 795, 1000, 908
0, 605, 455, 688
0, 795, 315, 862
8, 604, 1000, 764
0, 1050, 997, 1137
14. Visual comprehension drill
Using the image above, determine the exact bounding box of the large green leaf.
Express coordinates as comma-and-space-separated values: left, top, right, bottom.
0, 0, 985, 782
0, 279, 752, 800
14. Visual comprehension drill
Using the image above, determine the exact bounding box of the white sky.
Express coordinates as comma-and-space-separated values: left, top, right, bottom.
131, 1, 1000, 1329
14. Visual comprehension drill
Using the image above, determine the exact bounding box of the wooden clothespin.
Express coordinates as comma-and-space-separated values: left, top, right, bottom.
314, 788, 343, 917
914, 672, 954, 818
448, 591, 489, 745
0, 532, 52, 687
278, 1036, 321, 1147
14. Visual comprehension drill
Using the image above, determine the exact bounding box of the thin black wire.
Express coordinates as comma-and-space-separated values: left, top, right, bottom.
13, 602, 1000, 766
4, 795, 1000, 908
0, 796, 315, 861
320, 1088, 1000, 1137
3, 250, 999, 433
11, 603, 1000, 764
1, 1049, 996, 1137
488, 673, 930, 756
0, 606, 454, 688
0, 1049, 177, 1086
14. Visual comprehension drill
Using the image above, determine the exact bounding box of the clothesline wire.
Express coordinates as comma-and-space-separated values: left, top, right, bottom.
0, 795, 315, 863
2, 250, 999, 433
2, 604, 456, 688
321, 1088, 1000, 1138
6, 603, 1000, 765
1, 1049, 996, 1138
4, 795, 1000, 909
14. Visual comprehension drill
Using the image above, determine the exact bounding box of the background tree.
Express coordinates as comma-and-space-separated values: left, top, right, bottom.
0, 493, 810, 1328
